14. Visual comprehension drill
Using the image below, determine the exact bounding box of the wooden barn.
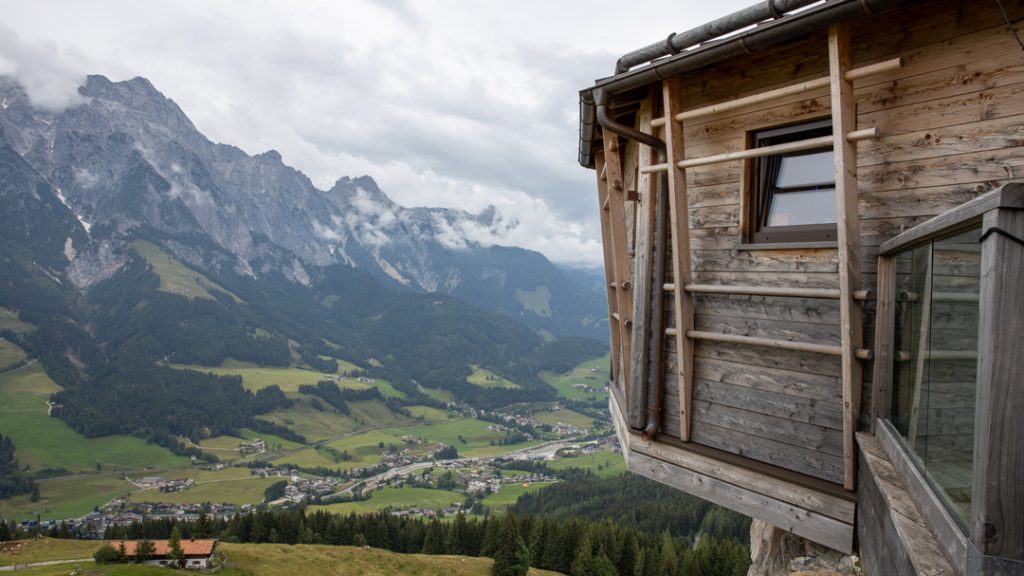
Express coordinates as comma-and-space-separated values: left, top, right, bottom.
577, 0, 1023, 574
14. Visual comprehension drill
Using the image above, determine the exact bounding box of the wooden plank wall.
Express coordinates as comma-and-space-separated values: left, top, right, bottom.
619, 0, 1024, 486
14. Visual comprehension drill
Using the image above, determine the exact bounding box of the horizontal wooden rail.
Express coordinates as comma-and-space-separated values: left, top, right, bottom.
676, 128, 877, 169
680, 329, 873, 359
648, 57, 904, 127
898, 291, 979, 303
661, 283, 873, 301
640, 163, 670, 174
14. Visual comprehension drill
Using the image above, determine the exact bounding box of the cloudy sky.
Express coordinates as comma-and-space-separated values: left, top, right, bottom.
2, 0, 753, 268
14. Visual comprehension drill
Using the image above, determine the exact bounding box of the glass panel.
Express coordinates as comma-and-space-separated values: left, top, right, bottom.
765, 188, 837, 226
890, 225, 981, 527
776, 150, 835, 187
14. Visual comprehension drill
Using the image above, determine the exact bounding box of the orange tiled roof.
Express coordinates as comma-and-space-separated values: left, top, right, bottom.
109, 539, 217, 558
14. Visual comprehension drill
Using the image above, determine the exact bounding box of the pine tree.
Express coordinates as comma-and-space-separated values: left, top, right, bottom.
421, 520, 446, 555
491, 517, 528, 576
169, 526, 185, 566
448, 512, 470, 555
136, 539, 156, 562
618, 530, 640, 576
194, 511, 212, 538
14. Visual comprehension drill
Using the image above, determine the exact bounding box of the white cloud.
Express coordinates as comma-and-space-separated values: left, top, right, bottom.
1, 0, 753, 266
0, 24, 89, 111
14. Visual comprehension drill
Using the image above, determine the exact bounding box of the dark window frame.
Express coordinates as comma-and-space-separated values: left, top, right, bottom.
746, 118, 837, 244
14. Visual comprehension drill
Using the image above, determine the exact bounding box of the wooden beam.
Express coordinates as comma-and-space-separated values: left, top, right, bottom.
972, 204, 1024, 561
870, 255, 897, 435
594, 151, 622, 391
629, 98, 657, 430
665, 57, 904, 123
907, 250, 933, 449
829, 22, 864, 492
603, 129, 634, 396
662, 77, 696, 442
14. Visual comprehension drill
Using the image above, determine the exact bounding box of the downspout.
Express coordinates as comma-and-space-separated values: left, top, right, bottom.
594, 89, 666, 154
642, 155, 669, 441
593, 88, 668, 439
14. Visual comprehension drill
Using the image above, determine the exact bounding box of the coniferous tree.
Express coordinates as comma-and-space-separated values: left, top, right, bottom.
194, 511, 212, 539
169, 526, 185, 566
490, 517, 528, 576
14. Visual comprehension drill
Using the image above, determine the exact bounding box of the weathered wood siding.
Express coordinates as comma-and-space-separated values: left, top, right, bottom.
617, 0, 1024, 485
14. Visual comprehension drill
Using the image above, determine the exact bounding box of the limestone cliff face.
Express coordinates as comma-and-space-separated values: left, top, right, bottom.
0, 75, 604, 339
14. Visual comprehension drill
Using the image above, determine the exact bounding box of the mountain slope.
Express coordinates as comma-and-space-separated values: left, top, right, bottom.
0, 75, 604, 340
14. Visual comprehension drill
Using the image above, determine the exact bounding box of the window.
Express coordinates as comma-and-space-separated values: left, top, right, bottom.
747, 118, 836, 243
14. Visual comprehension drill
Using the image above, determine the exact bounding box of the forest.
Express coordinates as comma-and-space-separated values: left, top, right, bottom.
0, 434, 35, 501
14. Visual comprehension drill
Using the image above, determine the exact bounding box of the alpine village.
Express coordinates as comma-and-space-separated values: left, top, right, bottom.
0, 0, 1021, 575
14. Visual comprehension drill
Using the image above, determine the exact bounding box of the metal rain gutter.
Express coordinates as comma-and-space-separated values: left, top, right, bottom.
578, 0, 924, 168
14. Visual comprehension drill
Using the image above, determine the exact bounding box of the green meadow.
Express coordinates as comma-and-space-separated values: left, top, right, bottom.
0, 474, 134, 522
481, 482, 554, 512
0, 306, 34, 333
541, 354, 609, 401
0, 364, 186, 473
127, 475, 279, 506
466, 366, 520, 389
533, 408, 595, 429
309, 486, 464, 515
548, 447, 626, 477
130, 239, 242, 302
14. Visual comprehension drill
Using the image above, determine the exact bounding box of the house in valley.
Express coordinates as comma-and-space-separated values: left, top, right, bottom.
578, 0, 1023, 574
108, 539, 217, 569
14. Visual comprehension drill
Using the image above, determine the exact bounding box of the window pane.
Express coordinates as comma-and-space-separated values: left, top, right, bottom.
765, 188, 836, 226
776, 150, 834, 188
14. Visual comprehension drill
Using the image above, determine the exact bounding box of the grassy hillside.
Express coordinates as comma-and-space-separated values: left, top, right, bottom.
309, 486, 464, 515
466, 366, 520, 389
541, 354, 609, 401
130, 239, 241, 302
0, 540, 562, 576
0, 307, 34, 333
0, 475, 133, 522
0, 362, 186, 473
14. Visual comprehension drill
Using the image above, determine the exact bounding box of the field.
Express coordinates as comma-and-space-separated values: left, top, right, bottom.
0, 474, 134, 522
220, 543, 562, 576
169, 360, 403, 398
541, 354, 609, 401
0, 307, 34, 333
127, 475, 279, 506
533, 408, 595, 429
0, 338, 28, 368
309, 486, 464, 515
466, 366, 520, 389
0, 540, 563, 576
382, 419, 538, 458
481, 482, 554, 512
130, 240, 241, 302
0, 367, 186, 472
548, 447, 626, 477
417, 385, 453, 403
407, 405, 451, 420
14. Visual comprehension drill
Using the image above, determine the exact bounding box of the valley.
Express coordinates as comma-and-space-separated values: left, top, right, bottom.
0, 346, 615, 530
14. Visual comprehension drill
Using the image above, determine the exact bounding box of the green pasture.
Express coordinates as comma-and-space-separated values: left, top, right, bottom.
466, 366, 520, 389
130, 240, 241, 302
309, 486, 464, 515
541, 354, 609, 401
0, 306, 34, 333
549, 447, 626, 477
0, 338, 28, 368
481, 482, 554, 512
0, 376, 186, 472
533, 408, 595, 429
127, 475, 278, 506
0, 474, 133, 522
406, 405, 451, 420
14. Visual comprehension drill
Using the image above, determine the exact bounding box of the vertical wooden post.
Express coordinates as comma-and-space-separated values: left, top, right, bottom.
870, 254, 896, 435
603, 130, 634, 397
662, 77, 695, 442
829, 23, 864, 491
972, 206, 1024, 561
594, 151, 622, 390
629, 99, 657, 430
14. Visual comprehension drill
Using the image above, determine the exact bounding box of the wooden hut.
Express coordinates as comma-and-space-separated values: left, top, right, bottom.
577, 0, 1023, 573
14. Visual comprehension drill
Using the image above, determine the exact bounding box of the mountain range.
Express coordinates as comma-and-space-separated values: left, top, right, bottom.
0, 74, 606, 450
0, 75, 604, 341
